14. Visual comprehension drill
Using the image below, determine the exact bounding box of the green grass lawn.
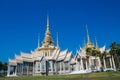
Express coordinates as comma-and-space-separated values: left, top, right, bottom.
1, 71, 120, 80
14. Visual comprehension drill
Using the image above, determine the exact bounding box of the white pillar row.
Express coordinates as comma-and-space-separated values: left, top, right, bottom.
112, 56, 116, 70
109, 57, 113, 69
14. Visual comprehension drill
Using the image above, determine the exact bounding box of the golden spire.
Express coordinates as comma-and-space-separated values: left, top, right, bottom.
86, 25, 91, 45
46, 15, 50, 35
95, 37, 99, 50
42, 15, 54, 47
86, 25, 93, 48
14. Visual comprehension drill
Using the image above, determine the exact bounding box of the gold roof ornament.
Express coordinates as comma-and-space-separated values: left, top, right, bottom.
95, 37, 99, 50
86, 25, 94, 48
42, 15, 54, 48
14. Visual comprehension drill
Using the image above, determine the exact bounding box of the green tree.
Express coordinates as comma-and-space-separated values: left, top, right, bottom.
86, 47, 92, 56
86, 47, 93, 69
110, 42, 120, 69
102, 51, 109, 68
92, 47, 101, 70
0, 61, 3, 71
117, 44, 120, 67
3, 62, 7, 75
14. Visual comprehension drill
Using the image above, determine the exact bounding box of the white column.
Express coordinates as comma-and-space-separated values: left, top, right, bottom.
112, 56, 116, 70
76, 62, 78, 71
33, 62, 34, 75
60, 62, 61, 74
7, 65, 10, 76
21, 64, 23, 76
54, 62, 56, 73
68, 62, 71, 73
15, 66, 17, 76
103, 58, 107, 69
94, 58, 97, 70
81, 58, 84, 70
98, 57, 101, 69
51, 61, 53, 74
27, 65, 29, 76
109, 57, 113, 69
63, 62, 65, 74
88, 58, 91, 70
44, 61, 46, 73
86, 60, 88, 70
77, 59, 80, 71
40, 62, 42, 73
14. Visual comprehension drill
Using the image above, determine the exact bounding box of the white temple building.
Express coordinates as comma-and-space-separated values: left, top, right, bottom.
7, 16, 116, 76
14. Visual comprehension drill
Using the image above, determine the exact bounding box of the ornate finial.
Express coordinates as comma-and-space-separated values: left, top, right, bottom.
95, 37, 99, 50
38, 33, 40, 48
86, 24, 90, 44
42, 15, 54, 48
86, 24, 94, 48
46, 15, 50, 35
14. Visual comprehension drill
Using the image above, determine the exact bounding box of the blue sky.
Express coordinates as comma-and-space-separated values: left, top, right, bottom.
0, 0, 120, 62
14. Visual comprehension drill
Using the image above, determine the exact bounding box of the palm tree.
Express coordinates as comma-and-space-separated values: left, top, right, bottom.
92, 47, 101, 70
86, 47, 93, 70
110, 42, 120, 69
0, 61, 4, 76
0, 61, 3, 72
116, 44, 120, 68
3, 62, 7, 76
86, 47, 92, 56
101, 51, 108, 70
117, 44, 120, 56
